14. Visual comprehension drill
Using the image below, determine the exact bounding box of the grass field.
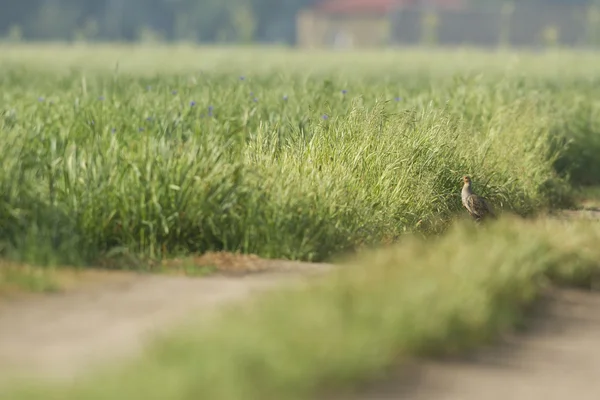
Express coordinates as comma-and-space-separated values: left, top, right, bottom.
2, 45, 600, 268
2, 44, 600, 399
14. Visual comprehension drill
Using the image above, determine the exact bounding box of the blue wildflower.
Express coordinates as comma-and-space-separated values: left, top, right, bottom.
240, 76, 245, 81
283, 95, 288, 101
172, 90, 178, 95
395, 97, 402, 102
98, 96, 105, 101
38, 97, 44, 102
111, 128, 116, 134
342, 90, 348, 95
253, 98, 258, 103
139, 127, 144, 132
322, 114, 329, 120
190, 101, 196, 107
208, 106, 213, 117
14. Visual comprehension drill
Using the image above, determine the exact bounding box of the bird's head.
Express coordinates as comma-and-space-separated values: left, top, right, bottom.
462, 176, 472, 185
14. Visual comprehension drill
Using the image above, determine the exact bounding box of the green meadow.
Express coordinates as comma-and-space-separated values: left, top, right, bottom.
1, 45, 599, 266
2, 44, 600, 399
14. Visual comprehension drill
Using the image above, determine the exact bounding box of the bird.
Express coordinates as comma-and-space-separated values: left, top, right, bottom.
461, 176, 496, 222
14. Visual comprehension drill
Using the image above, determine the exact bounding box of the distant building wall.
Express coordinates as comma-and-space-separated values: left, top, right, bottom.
298, 4, 600, 49
297, 10, 390, 49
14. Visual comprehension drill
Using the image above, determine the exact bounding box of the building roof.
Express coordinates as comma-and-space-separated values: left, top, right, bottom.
313, 0, 463, 15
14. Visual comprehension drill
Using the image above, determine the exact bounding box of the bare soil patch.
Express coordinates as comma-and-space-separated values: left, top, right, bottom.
0, 255, 334, 384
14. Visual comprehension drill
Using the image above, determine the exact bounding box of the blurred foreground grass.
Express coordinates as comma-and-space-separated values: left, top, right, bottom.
4, 216, 599, 400
1, 45, 600, 265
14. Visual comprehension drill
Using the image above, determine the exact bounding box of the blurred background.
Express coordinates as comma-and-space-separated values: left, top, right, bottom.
0, 0, 599, 49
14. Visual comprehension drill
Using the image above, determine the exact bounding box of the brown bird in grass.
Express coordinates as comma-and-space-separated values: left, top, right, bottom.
461, 176, 496, 222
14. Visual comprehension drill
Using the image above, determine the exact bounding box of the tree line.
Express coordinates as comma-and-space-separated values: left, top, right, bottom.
0, 0, 317, 43
0, 0, 594, 44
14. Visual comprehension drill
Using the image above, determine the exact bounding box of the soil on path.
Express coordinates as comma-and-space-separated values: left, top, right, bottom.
0, 258, 334, 384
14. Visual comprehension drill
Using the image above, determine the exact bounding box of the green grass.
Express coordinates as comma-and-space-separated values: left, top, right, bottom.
2, 44, 600, 396
1, 45, 600, 265
4, 216, 599, 400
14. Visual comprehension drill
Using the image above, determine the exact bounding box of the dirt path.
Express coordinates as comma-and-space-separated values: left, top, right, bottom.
344, 288, 600, 400
4, 272, 600, 400
0, 259, 334, 383
1, 209, 600, 396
